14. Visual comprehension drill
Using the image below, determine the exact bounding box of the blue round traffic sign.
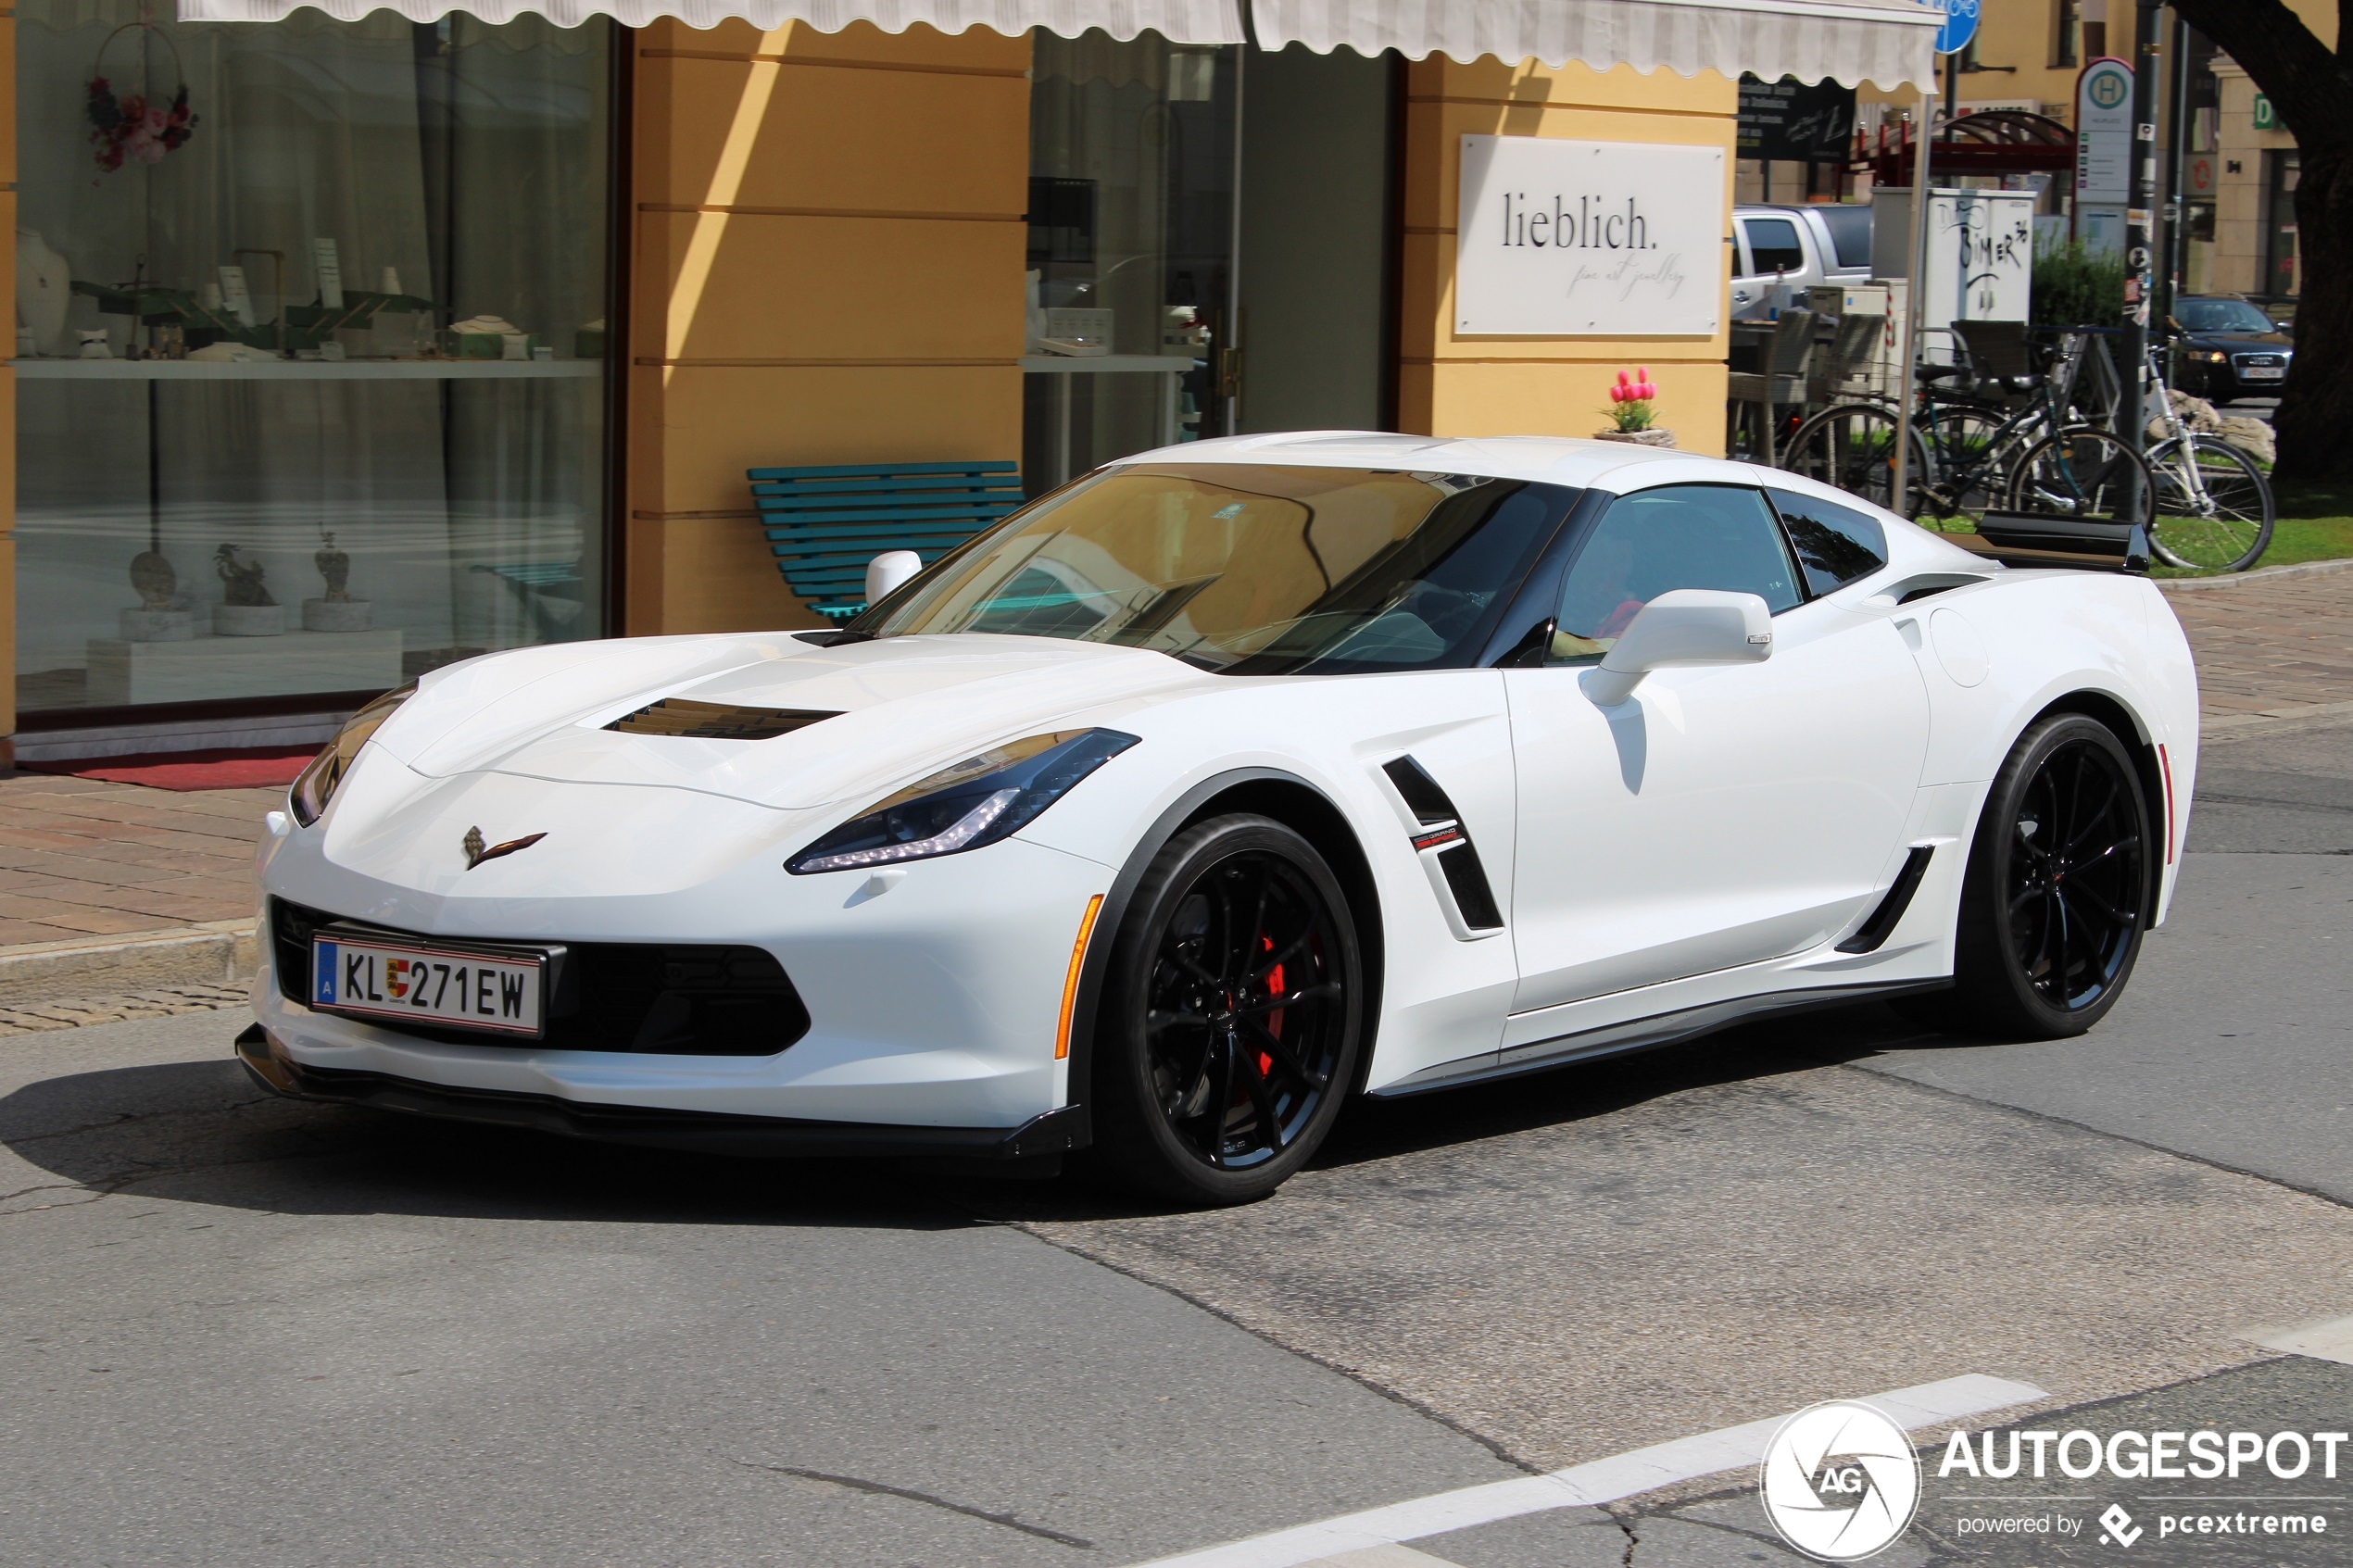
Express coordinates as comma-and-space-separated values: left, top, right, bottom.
1933, 0, 1980, 55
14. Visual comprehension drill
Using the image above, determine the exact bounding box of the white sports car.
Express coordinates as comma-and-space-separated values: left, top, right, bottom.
241, 433, 2198, 1203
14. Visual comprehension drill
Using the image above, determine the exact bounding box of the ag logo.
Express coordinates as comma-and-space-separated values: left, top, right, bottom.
1759, 1400, 1921, 1561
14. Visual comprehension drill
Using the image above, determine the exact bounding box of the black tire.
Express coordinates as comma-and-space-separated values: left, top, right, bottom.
1780, 402, 1931, 517
1919, 715, 2155, 1040
2002, 427, 2157, 525
2147, 434, 2275, 572
1090, 814, 1364, 1205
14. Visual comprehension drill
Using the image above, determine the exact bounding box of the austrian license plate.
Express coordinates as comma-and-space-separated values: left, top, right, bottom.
2242, 366, 2285, 380
311, 934, 547, 1037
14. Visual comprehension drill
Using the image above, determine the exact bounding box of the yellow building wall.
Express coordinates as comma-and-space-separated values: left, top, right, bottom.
1396, 57, 1734, 457
627, 19, 1030, 634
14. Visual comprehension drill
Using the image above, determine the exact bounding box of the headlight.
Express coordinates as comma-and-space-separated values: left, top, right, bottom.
2197, 350, 2229, 363
786, 728, 1139, 874
289, 684, 414, 827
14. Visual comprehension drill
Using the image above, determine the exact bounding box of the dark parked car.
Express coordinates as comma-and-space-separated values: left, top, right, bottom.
2171, 295, 2294, 402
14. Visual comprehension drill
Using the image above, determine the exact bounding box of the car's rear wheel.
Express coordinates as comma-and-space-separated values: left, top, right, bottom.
1091, 814, 1363, 1205
1918, 714, 2154, 1040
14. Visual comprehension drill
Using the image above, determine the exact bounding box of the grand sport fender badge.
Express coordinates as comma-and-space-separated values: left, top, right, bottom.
462, 826, 547, 870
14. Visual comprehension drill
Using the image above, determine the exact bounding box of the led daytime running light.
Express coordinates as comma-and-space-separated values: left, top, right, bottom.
786, 727, 1139, 875
794, 788, 1021, 873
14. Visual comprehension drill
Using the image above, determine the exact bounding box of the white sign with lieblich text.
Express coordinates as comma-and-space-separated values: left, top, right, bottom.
1455, 135, 1724, 337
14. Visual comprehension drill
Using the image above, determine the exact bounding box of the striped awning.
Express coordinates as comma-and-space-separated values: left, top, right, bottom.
179, 0, 1939, 89
1254, 0, 1940, 86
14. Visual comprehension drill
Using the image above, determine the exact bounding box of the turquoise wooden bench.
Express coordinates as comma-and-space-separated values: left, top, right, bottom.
749, 459, 1025, 621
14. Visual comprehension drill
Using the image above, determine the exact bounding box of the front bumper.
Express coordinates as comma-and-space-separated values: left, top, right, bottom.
236, 1022, 1090, 1160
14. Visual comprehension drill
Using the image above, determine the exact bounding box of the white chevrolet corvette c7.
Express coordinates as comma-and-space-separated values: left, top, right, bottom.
241, 433, 2198, 1202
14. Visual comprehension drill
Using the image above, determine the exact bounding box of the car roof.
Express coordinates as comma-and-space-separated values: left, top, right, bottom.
1122, 430, 1777, 492
1112, 432, 1993, 575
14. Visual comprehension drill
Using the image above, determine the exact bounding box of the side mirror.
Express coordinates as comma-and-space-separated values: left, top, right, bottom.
864, 549, 923, 607
1583, 589, 1773, 707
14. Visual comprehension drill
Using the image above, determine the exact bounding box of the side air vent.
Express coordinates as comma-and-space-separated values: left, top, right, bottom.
1381, 757, 1457, 826
1837, 846, 1937, 953
605, 698, 841, 740
1381, 755, 1504, 933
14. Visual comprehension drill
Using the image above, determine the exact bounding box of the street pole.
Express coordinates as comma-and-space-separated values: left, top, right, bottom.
2120, 0, 2162, 483
2160, 9, 2190, 334
1891, 84, 1937, 512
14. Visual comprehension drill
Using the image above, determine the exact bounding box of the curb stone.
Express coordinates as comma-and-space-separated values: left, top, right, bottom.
0, 920, 258, 1008
2159, 557, 2353, 590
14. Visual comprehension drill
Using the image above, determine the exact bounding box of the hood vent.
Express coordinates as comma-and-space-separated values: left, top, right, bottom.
605, 698, 841, 741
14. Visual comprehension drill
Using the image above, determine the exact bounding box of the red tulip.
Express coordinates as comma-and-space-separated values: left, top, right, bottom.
1609, 384, 1626, 403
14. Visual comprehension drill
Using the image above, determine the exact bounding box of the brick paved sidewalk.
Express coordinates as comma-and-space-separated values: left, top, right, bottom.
0, 773, 273, 947
0, 561, 2346, 1005
2160, 564, 2353, 731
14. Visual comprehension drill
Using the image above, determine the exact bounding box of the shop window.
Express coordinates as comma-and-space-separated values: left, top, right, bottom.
2263, 151, 2300, 300
1024, 31, 1237, 495
13, 6, 611, 721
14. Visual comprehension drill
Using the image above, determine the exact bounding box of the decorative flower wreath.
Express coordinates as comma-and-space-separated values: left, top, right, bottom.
86, 24, 196, 173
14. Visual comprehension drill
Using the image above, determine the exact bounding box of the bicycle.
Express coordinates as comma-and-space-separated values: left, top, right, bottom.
2137, 337, 2275, 572
1784, 345, 2155, 529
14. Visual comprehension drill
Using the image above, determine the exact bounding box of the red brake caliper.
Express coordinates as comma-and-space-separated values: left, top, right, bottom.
1258, 934, 1281, 1077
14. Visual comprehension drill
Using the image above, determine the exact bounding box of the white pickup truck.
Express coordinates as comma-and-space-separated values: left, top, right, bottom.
1730, 204, 1874, 320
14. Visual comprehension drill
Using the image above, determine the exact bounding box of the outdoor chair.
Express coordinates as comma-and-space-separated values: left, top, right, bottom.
1807, 310, 1885, 409
748, 459, 1025, 621
1726, 308, 1818, 467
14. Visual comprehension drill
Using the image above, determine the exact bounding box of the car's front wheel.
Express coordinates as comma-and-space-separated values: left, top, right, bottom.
1091, 814, 1364, 1205
1929, 714, 2155, 1039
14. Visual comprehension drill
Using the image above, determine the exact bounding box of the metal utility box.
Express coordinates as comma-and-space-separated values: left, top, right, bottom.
1869, 187, 2034, 363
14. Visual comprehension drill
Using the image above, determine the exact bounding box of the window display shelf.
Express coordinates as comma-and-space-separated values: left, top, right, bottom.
12, 358, 602, 381
1023, 355, 1196, 486
85, 628, 406, 708
1019, 354, 1196, 375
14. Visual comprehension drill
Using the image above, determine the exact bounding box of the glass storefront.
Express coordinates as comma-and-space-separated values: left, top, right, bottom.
1023, 30, 1237, 495
13, 4, 611, 721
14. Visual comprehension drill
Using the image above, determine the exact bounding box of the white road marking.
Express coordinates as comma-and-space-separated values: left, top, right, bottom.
1300, 1548, 1466, 1568
1130, 1374, 2047, 1568
2244, 1311, 2353, 1366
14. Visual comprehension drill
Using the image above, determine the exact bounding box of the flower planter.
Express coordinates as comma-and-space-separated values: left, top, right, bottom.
1593, 428, 1677, 448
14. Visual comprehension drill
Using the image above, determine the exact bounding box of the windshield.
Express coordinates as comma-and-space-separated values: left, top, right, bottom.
2176, 298, 2275, 334
861, 464, 1574, 674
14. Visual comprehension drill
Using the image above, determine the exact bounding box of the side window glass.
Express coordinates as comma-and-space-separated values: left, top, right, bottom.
1768, 487, 1888, 596
1549, 486, 1803, 664
1742, 217, 1805, 274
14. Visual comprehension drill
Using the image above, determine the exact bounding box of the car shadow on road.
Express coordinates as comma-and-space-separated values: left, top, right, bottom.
0, 999, 1993, 1228
0, 1053, 979, 1231
1311, 997, 1957, 1173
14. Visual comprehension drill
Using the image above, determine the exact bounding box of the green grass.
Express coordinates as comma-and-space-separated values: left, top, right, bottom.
2146, 480, 2353, 576
1912, 476, 2353, 577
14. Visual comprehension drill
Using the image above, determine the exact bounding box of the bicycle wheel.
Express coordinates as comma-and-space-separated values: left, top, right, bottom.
2003, 427, 2156, 525
1919, 403, 2007, 517
1781, 403, 1930, 516
2145, 433, 2275, 571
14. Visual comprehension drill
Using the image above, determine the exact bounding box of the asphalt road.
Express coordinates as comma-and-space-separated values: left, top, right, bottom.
3, 720, 2349, 1567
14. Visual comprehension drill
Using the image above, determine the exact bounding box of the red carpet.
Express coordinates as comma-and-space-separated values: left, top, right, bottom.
25, 746, 319, 792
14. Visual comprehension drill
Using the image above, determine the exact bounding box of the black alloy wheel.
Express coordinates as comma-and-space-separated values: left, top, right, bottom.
1092, 814, 1364, 1204
1927, 714, 2154, 1039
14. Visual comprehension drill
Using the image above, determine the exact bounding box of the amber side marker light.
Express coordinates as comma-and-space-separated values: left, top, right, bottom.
1056, 895, 1105, 1060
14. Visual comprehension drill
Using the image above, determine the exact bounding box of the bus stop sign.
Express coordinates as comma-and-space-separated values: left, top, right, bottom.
1932, 0, 1980, 55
